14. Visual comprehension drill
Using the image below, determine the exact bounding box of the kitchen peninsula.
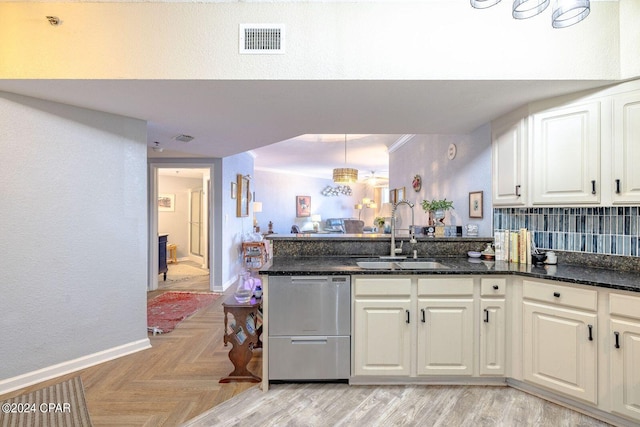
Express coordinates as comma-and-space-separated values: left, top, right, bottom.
259, 233, 640, 427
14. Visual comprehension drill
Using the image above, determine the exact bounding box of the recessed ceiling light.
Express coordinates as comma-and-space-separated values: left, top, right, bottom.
174, 134, 194, 143
152, 141, 164, 152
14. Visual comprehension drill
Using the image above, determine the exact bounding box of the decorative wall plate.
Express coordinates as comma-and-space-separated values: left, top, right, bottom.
412, 174, 422, 191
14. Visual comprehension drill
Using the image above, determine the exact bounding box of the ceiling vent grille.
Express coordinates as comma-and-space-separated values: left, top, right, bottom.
239, 24, 285, 54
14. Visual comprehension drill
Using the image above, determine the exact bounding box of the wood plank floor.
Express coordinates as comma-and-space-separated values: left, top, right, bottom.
184, 383, 612, 427
1, 267, 613, 426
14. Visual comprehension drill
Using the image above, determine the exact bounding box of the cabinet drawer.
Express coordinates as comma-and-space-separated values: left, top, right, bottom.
354, 277, 411, 297
610, 293, 640, 320
418, 278, 474, 296
523, 280, 597, 311
481, 278, 506, 296
269, 336, 350, 380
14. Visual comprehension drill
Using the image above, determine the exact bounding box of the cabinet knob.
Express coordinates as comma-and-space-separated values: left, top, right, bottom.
406, 310, 410, 324
421, 308, 426, 323
515, 185, 521, 197
588, 324, 593, 341
591, 180, 597, 195
493, 285, 499, 290
484, 309, 489, 323
553, 292, 561, 298
614, 331, 620, 349
615, 179, 621, 194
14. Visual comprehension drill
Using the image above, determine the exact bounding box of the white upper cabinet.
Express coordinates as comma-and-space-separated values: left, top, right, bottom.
492, 110, 527, 206
531, 101, 601, 205
611, 90, 640, 204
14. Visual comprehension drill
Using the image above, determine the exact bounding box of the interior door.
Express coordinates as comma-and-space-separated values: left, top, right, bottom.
190, 189, 203, 257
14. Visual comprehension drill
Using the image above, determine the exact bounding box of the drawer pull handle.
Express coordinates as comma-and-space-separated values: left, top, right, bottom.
615, 179, 621, 194
614, 331, 620, 349
484, 309, 489, 323
493, 285, 499, 290
591, 180, 596, 195
406, 310, 410, 324
421, 308, 426, 323
515, 185, 521, 197
588, 324, 593, 341
553, 292, 561, 298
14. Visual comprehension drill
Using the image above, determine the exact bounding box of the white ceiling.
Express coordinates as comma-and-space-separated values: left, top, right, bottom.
0, 79, 616, 179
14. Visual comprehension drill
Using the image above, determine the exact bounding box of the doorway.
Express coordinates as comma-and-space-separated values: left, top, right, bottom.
149, 163, 214, 292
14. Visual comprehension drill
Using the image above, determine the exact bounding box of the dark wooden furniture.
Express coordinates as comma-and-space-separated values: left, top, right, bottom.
220, 295, 262, 383
159, 234, 168, 281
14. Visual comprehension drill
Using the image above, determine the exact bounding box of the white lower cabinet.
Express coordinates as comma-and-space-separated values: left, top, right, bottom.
353, 277, 412, 376
416, 278, 474, 376
353, 276, 475, 377
609, 293, 640, 421
522, 280, 598, 405
480, 278, 507, 376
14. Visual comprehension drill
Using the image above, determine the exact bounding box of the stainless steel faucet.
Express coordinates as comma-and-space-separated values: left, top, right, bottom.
389, 199, 416, 257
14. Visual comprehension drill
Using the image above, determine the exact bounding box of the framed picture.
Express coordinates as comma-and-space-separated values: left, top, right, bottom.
390, 189, 397, 205
469, 191, 483, 218
231, 182, 237, 199
397, 187, 406, 201
236, 174, 251, 217
296, 195, 311, 217
158, 194, 175, 212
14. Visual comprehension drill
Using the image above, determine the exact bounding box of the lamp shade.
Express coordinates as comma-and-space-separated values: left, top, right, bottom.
311, 214, 322, 222
333, 167, 358, 183
252, 201, 263, 213
513, 0, 550, 19
551, 0, 590, 28
378, 203, 393, 218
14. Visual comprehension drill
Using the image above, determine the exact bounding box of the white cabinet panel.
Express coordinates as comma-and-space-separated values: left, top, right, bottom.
480, 299, 506, 376
531, 102, 601, 205
612, 90, 640, 203
353, 299, 411, 376
610, 318, 640, 421
523, 301, 597, 404
493, 117, 526, 206
417, 299, 474, 376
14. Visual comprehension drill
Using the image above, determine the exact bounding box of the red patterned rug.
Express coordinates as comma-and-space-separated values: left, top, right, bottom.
147, 291, 220, 334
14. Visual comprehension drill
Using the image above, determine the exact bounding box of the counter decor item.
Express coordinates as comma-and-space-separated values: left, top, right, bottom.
481, 243, 495, 260
421, 198, 454, 225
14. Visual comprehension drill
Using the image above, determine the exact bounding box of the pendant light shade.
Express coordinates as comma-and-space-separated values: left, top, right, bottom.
513, 0, 550, 19
333, 134, 358, 183
470, 0, 501, 9
551, 0, 590, 28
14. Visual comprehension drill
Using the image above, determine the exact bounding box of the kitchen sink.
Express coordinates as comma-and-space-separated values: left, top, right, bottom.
356, 261, 399, 269
356, 260, 449, 270
395, 261, 449, 270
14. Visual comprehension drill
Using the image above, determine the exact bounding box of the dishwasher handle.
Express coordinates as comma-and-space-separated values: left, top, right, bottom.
290, 336, 329, 344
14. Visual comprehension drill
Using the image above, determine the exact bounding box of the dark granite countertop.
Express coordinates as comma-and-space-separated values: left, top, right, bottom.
261, 256, 640, 293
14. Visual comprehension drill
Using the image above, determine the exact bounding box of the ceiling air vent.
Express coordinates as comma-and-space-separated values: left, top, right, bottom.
239, 24, 285, 54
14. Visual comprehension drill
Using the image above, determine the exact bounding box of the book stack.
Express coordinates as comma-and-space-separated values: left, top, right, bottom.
493, 228, 532, 264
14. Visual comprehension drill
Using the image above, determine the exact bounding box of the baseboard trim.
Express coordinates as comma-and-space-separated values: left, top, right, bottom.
0, 338, 151, 395
349, 376, 507, 386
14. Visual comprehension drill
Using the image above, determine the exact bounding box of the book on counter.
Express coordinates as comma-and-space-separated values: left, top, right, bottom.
493, 228, 531, 264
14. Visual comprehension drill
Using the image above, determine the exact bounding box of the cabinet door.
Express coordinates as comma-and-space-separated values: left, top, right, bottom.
531, 102, 601, 205
612, 90, 640, 203
493, 118, 526, 206
353, 299, 411, 376
610, 318, 640, 421
417, 298, 474, 376
523, 301, 597, 404
480, 299, 506, 376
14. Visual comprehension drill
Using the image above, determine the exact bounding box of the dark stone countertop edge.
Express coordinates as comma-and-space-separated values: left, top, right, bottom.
259, 257, 640, 293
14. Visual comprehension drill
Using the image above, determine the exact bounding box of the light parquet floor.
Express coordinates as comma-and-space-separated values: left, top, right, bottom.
1, 270, 261, 427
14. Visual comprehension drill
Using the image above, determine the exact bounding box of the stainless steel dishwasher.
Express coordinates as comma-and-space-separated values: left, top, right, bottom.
268, 275, 350, 380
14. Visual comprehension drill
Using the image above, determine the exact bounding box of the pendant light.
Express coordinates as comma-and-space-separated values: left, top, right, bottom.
470, 0, 590, 28
333, 134, 358, 183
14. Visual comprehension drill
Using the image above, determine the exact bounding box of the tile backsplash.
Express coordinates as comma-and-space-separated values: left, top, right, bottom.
493, 207, 639, 257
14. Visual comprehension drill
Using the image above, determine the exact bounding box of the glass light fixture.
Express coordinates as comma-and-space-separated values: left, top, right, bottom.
471, 0, 502, 8
333, 134, 358, 183
512, 0, 550, 19
551, 0, 590, 28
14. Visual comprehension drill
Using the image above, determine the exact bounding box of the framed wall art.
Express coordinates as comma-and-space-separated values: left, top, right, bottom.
469, 191, 483, 219
231, 181, 237, 199
296, 195, 311, 217
236, 174, 251, 217
158, 194, 175, 212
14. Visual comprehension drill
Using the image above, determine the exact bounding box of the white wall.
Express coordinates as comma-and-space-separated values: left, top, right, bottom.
389, 126, 493, 236
0, 2, 626, 81
0, 92, 149, 389
158, 174, 203, 260
253, 170, 367, 234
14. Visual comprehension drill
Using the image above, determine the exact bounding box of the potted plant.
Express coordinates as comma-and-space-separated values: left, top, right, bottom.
421, 198, 454, 225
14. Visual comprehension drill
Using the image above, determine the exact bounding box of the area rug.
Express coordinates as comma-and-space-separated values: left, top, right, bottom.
147, 291, 220, 334
165, 263, 209, 283
0, 376, 93, 427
